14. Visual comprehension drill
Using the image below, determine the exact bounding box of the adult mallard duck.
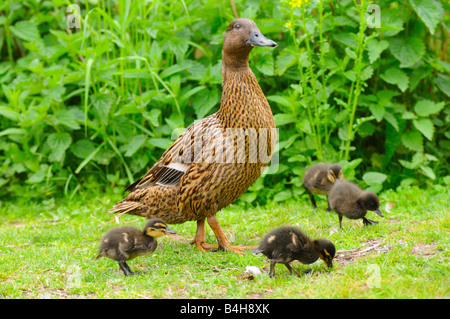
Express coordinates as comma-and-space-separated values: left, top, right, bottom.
302, 163, 344, 211
252, 226, 335, 278
109, 19, 277, 253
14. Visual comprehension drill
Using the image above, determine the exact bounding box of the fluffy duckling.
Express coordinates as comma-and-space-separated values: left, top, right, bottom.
252, 226, 335, 278
95, 218, 175, 276
328, 181, 384, 229
302, 163, 344, 211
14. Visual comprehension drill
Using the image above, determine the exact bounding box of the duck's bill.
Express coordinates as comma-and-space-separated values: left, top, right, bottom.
247, 30, 277, 47
166, 228, 177, 234
375, 208, 384, 217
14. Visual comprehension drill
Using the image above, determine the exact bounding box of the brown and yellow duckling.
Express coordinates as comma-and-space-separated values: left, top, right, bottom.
109, 19, 277, 254
252, 226, 335, 278
95, 218, 175, 276
328, 181, 384, 229
302, 163, 344, 211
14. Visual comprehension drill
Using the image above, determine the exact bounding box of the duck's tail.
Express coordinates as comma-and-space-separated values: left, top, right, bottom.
108, 201, 144, 215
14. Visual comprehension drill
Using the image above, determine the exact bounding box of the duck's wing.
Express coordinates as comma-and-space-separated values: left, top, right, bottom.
123, 114, 220, 193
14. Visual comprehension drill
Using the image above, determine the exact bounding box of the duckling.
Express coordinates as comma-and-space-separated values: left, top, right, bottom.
95, 218, 175, 276
252, 226, 335, 278
328, 181, 384, 229
302, 163, 344, 211
109, 18, 277, 254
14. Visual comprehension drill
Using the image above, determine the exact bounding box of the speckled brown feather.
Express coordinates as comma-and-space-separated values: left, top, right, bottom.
109, 19, 276, 232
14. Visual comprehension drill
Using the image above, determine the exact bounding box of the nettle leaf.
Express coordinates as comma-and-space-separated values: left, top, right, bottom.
389, 37, 425, 68
71, 139, 96, 159
413, 118, 434, 141
363, 172, 387, 185
369, 104, 385, 122
55, 109, 80, 130
255, 52, 274, 76
433, 73, 450, 97
401, 129, 423, 153
10, 21, 40, 42
367, 39, 389, 64
193, 88, 220, 119
121, 134, 147, 157
409, 0, 444, 34
91, 93, 114, 125
47, 132, 72, 162
413, 99, 445, 117
275, 49, 296, 75
380, 67, 409, 92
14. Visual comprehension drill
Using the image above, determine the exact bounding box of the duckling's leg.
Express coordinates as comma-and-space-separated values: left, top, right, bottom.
118, 261, 134, 276
305, 188, 317, 209
269, 260, 277, 278
326, 195, 332, 212
338, 215, 343, 229
284, 263, 299, 276
362, 217, 378, 226
190, 219, 219, 252
207, 215, 256, 254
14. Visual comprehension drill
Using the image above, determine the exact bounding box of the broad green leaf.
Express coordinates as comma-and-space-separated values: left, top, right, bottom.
409, 0, 444, 34
0, 106, 21, 121
413, 100, 445, 117
369, 104, 385, 122
148, 138, 173, 150
193, 88, 220, 119
168, 38, 189, 62
273, 190, 292, 202
274, 113, 296, 126
55, 109, 80, 130
380, 67, 409, 92
121, 134, 147, 157
71, 139, 96, 159
413, 118, 434, 141
10, 21, 40, 42
255, 52, 274, 76
267, 95, 292, 110
91, 93, 114, 125
275, 49, 296, 75
47, 132, 72, 162
363, 172, 387, 185
389, 37, 425, 68
367, 39, 389, 64
401, 129, 423, 152
420, 165, 436, 180
433, 73, 450, 97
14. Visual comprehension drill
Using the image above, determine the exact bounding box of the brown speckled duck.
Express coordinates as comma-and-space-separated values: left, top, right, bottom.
253, 226, 335, 278
302, 163, 344, 211
328, 181, 384, 228
109, 19, 277, 253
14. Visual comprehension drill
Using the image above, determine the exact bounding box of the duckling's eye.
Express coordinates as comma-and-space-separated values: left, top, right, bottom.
234, 24, 241, 29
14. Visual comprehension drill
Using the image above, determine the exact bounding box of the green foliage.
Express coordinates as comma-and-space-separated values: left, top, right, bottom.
0, 0, 449, 202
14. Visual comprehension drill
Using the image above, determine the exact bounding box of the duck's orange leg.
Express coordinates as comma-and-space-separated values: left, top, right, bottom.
206, 215, 257, 254
190, 219, 219, 252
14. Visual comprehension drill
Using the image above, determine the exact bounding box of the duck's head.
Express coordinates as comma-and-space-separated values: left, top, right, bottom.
314, 239, 336, 269
327, 164, 344, 183
359, 192, 384, 218
144, 218, 176, 238
222, 18, 277, 65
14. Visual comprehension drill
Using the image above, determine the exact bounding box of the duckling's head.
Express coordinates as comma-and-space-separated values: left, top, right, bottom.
314, 239, 336, 269
359, 192, 384, 217
144, 218, 176, 238
327, 164, 344, 183
223, 18, 277, 66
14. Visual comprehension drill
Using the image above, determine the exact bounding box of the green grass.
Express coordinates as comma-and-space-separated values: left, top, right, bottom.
0, 186, 448, 299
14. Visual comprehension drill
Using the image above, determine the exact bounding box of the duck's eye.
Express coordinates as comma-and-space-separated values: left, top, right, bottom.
234, 23, 241, 29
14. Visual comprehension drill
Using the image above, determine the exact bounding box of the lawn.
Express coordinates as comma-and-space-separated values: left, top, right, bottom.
0, 185, 448, 299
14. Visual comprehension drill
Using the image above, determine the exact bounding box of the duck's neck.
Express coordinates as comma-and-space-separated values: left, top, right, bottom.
217, 54, 273, 127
